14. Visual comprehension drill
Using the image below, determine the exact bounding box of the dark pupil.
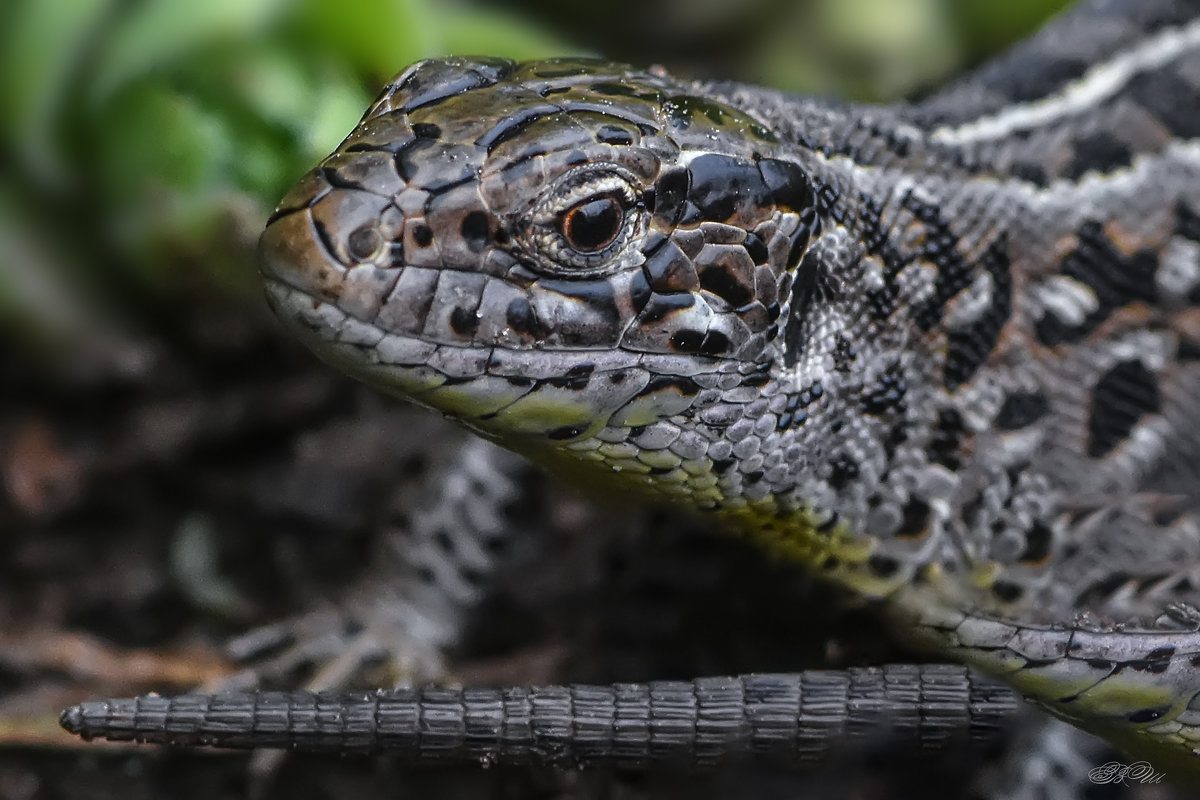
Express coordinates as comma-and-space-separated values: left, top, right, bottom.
561, 196, 622, 252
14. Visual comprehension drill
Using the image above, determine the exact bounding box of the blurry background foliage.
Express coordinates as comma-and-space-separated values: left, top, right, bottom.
1, 0, 1071, 369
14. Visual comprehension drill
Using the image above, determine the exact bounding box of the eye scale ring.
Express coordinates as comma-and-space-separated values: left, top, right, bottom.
520, 163, 648, 277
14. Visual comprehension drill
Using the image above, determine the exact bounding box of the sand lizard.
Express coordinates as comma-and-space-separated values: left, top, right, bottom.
62, 0, 1200, 786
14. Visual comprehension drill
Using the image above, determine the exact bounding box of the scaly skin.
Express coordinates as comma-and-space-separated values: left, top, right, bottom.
65, 0, 1200, 777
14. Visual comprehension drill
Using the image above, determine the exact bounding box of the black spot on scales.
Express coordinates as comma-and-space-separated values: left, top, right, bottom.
943, 239, 1012, 391
929, 409, 965, 471
536, 277, 622, 345
412, 224, 433, 247
905, 192, 974, 333
595, 124, 635, 145
639, 375, 701, 397
867, 554, 900, 579
896, 498, 930, 539
547, 363, 595, 390
1177, 202, 1200, 243
461, 211, 490, 253
449, 306, 479, 337
652, 167, 690, 227
686, 154, 770, 222
861, 362, 907, 414
827, 454, 859, 490
991, 581, 1023, 604
1062, 132, 1133, 180
1087, 359, 1161, 458
699, 262, 754, 307
411, 122, 442, 139
995, 392, 1049, 430
1035, 221, 1158, 347
781, 248, 823, 368
505, 297, 550, 339
1018, 520, 1053, 565
637, 292, 695, 324
670, 329, 729, 356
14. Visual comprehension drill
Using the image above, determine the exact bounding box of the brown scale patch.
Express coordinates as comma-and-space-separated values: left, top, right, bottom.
643, 240, 699, 293
699, 222, 747, 245
1172, 309, 1200, 360
323, 150, 406, 197
397, 139, 481, 192
669, 328, 729, 356
634, 292, 695, 324
735, 302, 770, 332
672, 228, 705, 258
695, 245, 756, 307
753, 265, 779, 309
651, 167, 690, 227
378, 266, 439, 335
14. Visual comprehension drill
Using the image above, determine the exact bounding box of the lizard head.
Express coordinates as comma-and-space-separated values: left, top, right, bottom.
260, 57, 871, 543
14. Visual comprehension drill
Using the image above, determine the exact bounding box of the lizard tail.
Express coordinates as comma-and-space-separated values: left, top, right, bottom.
60, 665, 1017, 767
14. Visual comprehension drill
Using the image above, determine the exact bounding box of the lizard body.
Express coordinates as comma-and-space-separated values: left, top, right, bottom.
64, 0, 1200, 783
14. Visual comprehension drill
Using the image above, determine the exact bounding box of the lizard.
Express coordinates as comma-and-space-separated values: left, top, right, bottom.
61, 0, 1200, 788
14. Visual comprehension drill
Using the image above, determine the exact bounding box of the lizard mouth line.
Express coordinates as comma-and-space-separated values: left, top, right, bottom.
263, 278, 733, 375
263, 280, 732, 441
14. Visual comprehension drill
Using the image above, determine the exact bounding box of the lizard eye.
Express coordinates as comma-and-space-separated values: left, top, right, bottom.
560, 195, 623, 253
523, 164, 645, 276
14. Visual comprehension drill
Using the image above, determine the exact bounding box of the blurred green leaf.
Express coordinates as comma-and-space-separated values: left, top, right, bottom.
437, 6, 581, 60
292, 0, 437, 78
224, 44, 369, 163
0, 0, 116, 182
88, 0, 290, 103
946, 0, 1076, 58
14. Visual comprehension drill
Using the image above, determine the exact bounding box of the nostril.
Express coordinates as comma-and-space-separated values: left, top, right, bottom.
347, 224, 385, 262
